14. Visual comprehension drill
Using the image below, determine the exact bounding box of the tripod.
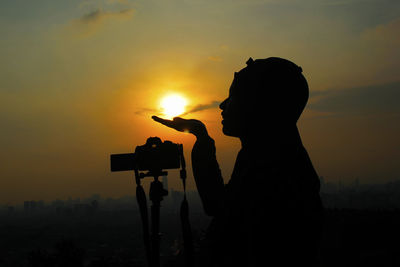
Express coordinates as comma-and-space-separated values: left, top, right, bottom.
134, 144, 193, 267
135, 169, 168, 267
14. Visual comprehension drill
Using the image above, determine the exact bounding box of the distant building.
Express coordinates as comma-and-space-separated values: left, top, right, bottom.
170, 189, 184, 213
37, 200, 45, 209
319, 176, 325, 187
24, 201, 37, 212
7, 206, 14, 215
162, 175, 168, 191
91, 200, 99, 211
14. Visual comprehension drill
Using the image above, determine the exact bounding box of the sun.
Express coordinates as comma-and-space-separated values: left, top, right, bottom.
160, 94, 187, 119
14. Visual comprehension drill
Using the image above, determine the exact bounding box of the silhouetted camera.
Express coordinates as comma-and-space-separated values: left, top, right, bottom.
110, 137, 181, 172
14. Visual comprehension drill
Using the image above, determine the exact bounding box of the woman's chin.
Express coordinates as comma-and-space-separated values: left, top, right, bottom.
222, 124, 240, 137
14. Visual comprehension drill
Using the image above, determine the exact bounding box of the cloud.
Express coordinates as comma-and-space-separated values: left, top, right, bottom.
308, 81, 400, 115
361, 17, 400, 46
319, 0, 368, 6
77, 8, 134, 25
134, 107, 160, 117
208, 56, 223, 62
70, 8, 134, 37
106, 0, 130, 4
220, 44, 229, 50
183, 100, 221, 115
134, 101, 221, 118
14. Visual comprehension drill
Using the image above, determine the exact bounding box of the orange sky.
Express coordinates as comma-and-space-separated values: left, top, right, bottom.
1, 0, 400, 204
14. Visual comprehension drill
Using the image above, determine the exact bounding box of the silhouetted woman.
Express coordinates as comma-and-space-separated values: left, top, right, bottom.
153, 57, 324, 267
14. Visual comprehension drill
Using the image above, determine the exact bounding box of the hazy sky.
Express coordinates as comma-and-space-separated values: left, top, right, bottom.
1, 0, 400, 204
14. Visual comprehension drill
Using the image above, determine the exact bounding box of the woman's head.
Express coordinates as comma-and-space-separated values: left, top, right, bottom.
220, 57, 309, 138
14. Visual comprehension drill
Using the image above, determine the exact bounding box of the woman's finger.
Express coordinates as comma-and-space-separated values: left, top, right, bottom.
152, 115, 180, 129
151, 115, 165, 123
152, 116, 172, 125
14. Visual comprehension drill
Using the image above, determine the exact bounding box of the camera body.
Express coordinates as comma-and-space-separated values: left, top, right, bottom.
110, 137, 181, 172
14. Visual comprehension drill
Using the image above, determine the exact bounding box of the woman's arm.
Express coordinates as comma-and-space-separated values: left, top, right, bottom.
152, 116, 225, 216
191, 134, 225, 216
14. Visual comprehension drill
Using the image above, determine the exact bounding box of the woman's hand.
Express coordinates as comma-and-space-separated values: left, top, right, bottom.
152, 116, 208, 138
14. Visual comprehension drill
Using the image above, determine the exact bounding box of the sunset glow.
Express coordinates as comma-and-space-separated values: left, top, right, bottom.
1, 0, 400, 205
160, 94, 187, 119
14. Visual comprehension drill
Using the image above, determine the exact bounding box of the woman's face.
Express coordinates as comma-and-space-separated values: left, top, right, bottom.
219, 77, 248, 137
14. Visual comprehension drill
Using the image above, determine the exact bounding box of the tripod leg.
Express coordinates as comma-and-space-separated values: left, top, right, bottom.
151, 199, 161, 267
150, 179, 168, 267
136, 185, 153, 267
